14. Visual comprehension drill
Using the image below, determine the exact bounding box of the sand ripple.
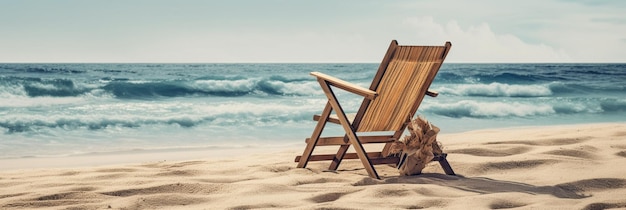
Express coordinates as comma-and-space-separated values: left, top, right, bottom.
0, 123, 625, 209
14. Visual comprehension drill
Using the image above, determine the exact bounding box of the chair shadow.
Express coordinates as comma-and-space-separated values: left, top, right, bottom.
377, 173, 589, 199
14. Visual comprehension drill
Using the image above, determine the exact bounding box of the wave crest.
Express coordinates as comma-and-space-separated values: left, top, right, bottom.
438, 83, 552, 97
0, 100, 322, 133
424, 100, 555, 118
1, 75, 320, 99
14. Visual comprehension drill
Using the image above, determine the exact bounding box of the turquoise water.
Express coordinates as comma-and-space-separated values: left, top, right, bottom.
1, 63, 625, 158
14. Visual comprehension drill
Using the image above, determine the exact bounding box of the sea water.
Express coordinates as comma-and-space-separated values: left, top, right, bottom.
1, 63, 625, 158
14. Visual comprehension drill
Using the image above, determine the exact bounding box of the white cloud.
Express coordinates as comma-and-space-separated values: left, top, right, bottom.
401, 16, 572, 63
1, 0, 624, 63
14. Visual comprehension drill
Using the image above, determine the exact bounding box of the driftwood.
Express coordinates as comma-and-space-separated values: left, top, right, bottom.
389, 116, 443, 176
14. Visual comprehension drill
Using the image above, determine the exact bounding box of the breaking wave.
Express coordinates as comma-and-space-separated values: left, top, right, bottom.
424, 101, 556, 118
422, 98, 624, 118
0, 75, 320, 99
437, 83, 553, 97
0, 101, 320, 133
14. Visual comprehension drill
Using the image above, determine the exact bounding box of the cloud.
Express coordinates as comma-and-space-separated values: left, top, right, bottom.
591, 17, 626, 25
1, 1, 623, 63
401, 16, 572, 63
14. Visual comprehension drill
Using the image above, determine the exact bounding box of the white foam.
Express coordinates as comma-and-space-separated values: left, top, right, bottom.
193, 78, 257, 93
4, 97, 87, 107
438, 82, 552, 97
257, 80, 321, 96
0, 81, 28, 95
424, 100, 555, 118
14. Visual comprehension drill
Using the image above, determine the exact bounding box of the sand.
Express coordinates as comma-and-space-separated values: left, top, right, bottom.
1, 123, 626, 209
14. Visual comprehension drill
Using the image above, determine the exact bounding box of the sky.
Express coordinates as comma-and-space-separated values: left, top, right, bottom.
0, 0, 625, 63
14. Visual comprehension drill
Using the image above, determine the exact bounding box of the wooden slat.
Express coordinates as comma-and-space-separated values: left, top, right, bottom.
311, 72, 378, 100
305, 135, 395, 146
295, 152, 383, 162
294, 154, 397, 165
313, 114, 339, 124
295, 153, 449, 166
371, 157, 401, 165
426, 90, 439, 97
313, 113, 356, 124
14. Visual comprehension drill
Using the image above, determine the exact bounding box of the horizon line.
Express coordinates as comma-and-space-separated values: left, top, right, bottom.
1, 61, 626, 64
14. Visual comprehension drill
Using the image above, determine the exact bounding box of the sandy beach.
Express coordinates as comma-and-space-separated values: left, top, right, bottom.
1, 123, 626, 209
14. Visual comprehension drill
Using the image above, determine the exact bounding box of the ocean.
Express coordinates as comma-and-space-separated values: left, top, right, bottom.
1, 63, 625, 159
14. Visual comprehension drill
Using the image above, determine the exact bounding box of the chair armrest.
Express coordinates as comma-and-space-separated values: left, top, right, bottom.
310, 71, 378, 100
426, 90, 438, 97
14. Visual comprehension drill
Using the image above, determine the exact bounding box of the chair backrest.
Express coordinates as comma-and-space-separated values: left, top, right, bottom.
354, 40, 451, 132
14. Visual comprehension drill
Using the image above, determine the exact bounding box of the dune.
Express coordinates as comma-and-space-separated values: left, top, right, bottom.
1, 123, 626, 209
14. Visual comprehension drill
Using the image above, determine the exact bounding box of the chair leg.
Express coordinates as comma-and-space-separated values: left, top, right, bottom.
318, 79, 379, 179
438, 153, 455, 175
329, 143, 350, 170
297, 103, 332, 168
347, 135, 379, 179
381, 142, 393, 157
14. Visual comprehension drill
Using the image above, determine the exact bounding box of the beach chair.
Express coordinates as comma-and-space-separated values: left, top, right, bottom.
295, 40, 455, 179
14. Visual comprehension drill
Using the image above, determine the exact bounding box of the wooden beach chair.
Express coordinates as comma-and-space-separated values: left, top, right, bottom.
295, 40, 455, 179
